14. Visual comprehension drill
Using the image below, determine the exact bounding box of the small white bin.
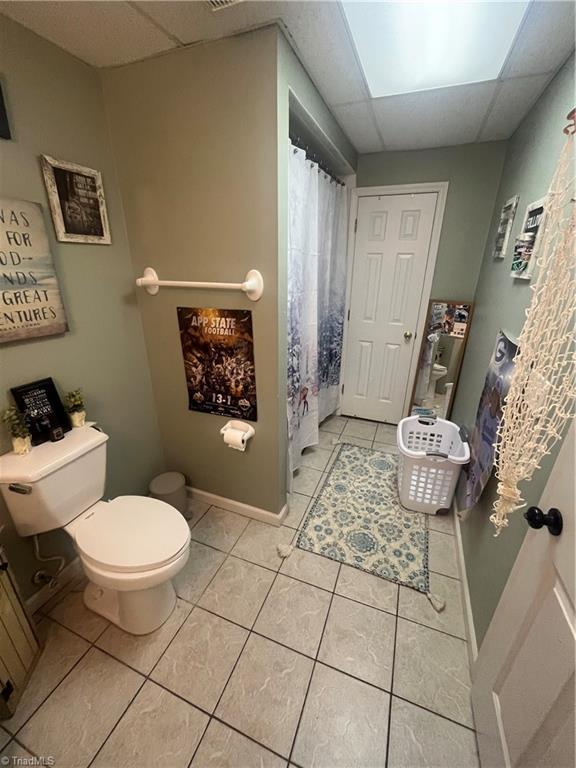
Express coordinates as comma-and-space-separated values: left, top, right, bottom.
397, 415, 470, 514
149, 471, 188, 516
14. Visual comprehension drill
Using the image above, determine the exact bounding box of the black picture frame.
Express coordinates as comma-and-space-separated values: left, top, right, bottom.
0, 84, 11, 141
11, 378, 71, 446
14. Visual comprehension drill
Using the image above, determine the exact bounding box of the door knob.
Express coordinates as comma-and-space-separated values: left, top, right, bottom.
403, 331, 413, 341
524, 506, 563, 536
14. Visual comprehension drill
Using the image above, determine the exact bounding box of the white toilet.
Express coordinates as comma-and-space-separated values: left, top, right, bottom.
0, 426, 190, 635
426, 362, 448, 400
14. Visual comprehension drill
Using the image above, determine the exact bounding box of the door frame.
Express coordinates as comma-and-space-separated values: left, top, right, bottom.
341, 181, 449, 422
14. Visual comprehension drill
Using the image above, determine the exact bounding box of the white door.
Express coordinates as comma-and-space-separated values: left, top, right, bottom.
342, 192, 438, 423
471, 425, 575, 768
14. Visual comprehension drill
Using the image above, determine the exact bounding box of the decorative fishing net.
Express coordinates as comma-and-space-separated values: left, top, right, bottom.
491, 115, 576, 536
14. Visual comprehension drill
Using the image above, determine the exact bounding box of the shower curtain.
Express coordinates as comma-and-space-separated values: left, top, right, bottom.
287, 142, 348, 472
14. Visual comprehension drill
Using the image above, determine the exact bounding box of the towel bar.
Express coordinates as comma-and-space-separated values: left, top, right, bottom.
135, 267, 264, 301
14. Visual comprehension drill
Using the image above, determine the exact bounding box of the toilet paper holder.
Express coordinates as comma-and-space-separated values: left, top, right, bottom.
220, 420, 255, 451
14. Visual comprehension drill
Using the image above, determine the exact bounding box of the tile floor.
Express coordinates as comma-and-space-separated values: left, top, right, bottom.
0, 417, 479, 768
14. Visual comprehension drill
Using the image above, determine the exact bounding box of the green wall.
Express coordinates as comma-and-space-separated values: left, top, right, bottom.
451, 55, 575, 646
103, 28, 285, 516
0, 16, 165, 600
357, 142, 506, 300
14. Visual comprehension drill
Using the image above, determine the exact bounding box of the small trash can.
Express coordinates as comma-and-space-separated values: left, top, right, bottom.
397, 415, 470, 514
149, 471, 188, 516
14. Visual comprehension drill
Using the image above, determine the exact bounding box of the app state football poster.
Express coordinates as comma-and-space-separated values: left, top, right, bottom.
177, 307, 257, 421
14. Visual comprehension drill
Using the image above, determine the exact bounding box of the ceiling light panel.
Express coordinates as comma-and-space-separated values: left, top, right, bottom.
342, 0, 530, 98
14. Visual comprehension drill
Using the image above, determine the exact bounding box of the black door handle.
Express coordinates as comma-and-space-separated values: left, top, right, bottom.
524, 506, 563, 536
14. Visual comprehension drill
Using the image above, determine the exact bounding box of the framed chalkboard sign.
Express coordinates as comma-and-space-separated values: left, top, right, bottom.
0, 83, 11, 141
11, 378, 70, 445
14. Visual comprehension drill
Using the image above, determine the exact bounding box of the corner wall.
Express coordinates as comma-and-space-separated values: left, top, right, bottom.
0, 15, 164, 600
357, 142, 506, 300
102, 28, 285, 515
451, 55, 575, 646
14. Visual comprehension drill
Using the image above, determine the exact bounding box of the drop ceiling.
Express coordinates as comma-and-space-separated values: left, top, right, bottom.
0, 0, 573, 154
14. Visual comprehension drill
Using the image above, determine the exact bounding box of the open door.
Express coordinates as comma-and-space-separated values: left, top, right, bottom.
0, 541, 41, 719
471, 425, 575, 767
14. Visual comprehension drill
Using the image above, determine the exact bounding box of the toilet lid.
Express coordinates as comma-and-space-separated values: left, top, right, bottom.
75, 496, 190, 573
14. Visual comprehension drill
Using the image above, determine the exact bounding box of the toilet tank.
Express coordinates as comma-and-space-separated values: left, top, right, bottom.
0, 426, 109, 537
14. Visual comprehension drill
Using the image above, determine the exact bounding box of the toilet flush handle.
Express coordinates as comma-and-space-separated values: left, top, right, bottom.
8, 483, 32, 495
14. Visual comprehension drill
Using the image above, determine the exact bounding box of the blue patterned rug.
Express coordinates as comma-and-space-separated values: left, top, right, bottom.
297, 443, 429, 593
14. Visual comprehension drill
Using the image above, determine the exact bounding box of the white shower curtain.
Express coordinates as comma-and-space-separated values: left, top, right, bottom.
287, 142, 348, 472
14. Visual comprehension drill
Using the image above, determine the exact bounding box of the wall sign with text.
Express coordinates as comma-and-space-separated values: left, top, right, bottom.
178, 307, 258, 421
0, 198, 68, 344
11, 377, 71, 445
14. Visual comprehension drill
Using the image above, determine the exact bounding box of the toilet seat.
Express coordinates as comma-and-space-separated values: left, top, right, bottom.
74, 495, 190, 574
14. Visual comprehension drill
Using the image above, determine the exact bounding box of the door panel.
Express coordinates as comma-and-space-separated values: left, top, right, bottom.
471, 426, 575, 768
0, 543, 41, 719
342, 192, 438, 423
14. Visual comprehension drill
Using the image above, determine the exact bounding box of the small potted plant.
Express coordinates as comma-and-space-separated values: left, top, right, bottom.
2, 407, 32, 455
65, 389, 86, 428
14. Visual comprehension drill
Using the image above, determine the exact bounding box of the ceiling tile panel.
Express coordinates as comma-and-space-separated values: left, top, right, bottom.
372, 82, 498, 151
278, 2, 370, 105
478, 74, 553, 141
0, 1, 176, 67
135, 0, 266, 44
501, 1, 575, 78
139, 1, 369, 105
0, 0, 571, 154
332, 102, 383, 153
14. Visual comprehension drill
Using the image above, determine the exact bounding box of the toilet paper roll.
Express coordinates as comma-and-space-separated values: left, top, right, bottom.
223, 428, 246, 451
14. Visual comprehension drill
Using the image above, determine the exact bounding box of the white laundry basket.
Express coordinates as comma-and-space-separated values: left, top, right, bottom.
397, 415, 470, 514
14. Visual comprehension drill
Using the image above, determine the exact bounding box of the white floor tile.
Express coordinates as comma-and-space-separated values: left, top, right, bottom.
215, 634, 313, 758
293, 663, 390, 768
394, 619, 473, 727
292, 466, 323, 496
192, 719, 286, 768
429, 530, 459, 579
319, 595, 395, 690
388, 698, 479, 768
342, 419, 378, 440
198, 555, 275, 627
92, 681, 208, 768
399, 574, 466, 639
151, 607, 247, 712
3, 620, 89, 733
279, 548, 340, 592
173, 541, 226, 603
231, 521, 294, 571
48, 591, 108, 643
190, 506, 249, 552
254, 575, 331, 656
336, 565, 398, 614
301, 445, 332, 471
18, 648, 143, 767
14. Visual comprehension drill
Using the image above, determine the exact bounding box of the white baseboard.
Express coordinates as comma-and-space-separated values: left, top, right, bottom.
187, 487, 287, 527
25, 557, 83, 615
453, 499, 478, 664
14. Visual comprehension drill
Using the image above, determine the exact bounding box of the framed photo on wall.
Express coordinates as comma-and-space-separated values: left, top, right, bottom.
0, 83, 11, 140
11, 377, 71, 445
492, 195, 519, 259
40, 154, 111, 244
511, 197, 546, 280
